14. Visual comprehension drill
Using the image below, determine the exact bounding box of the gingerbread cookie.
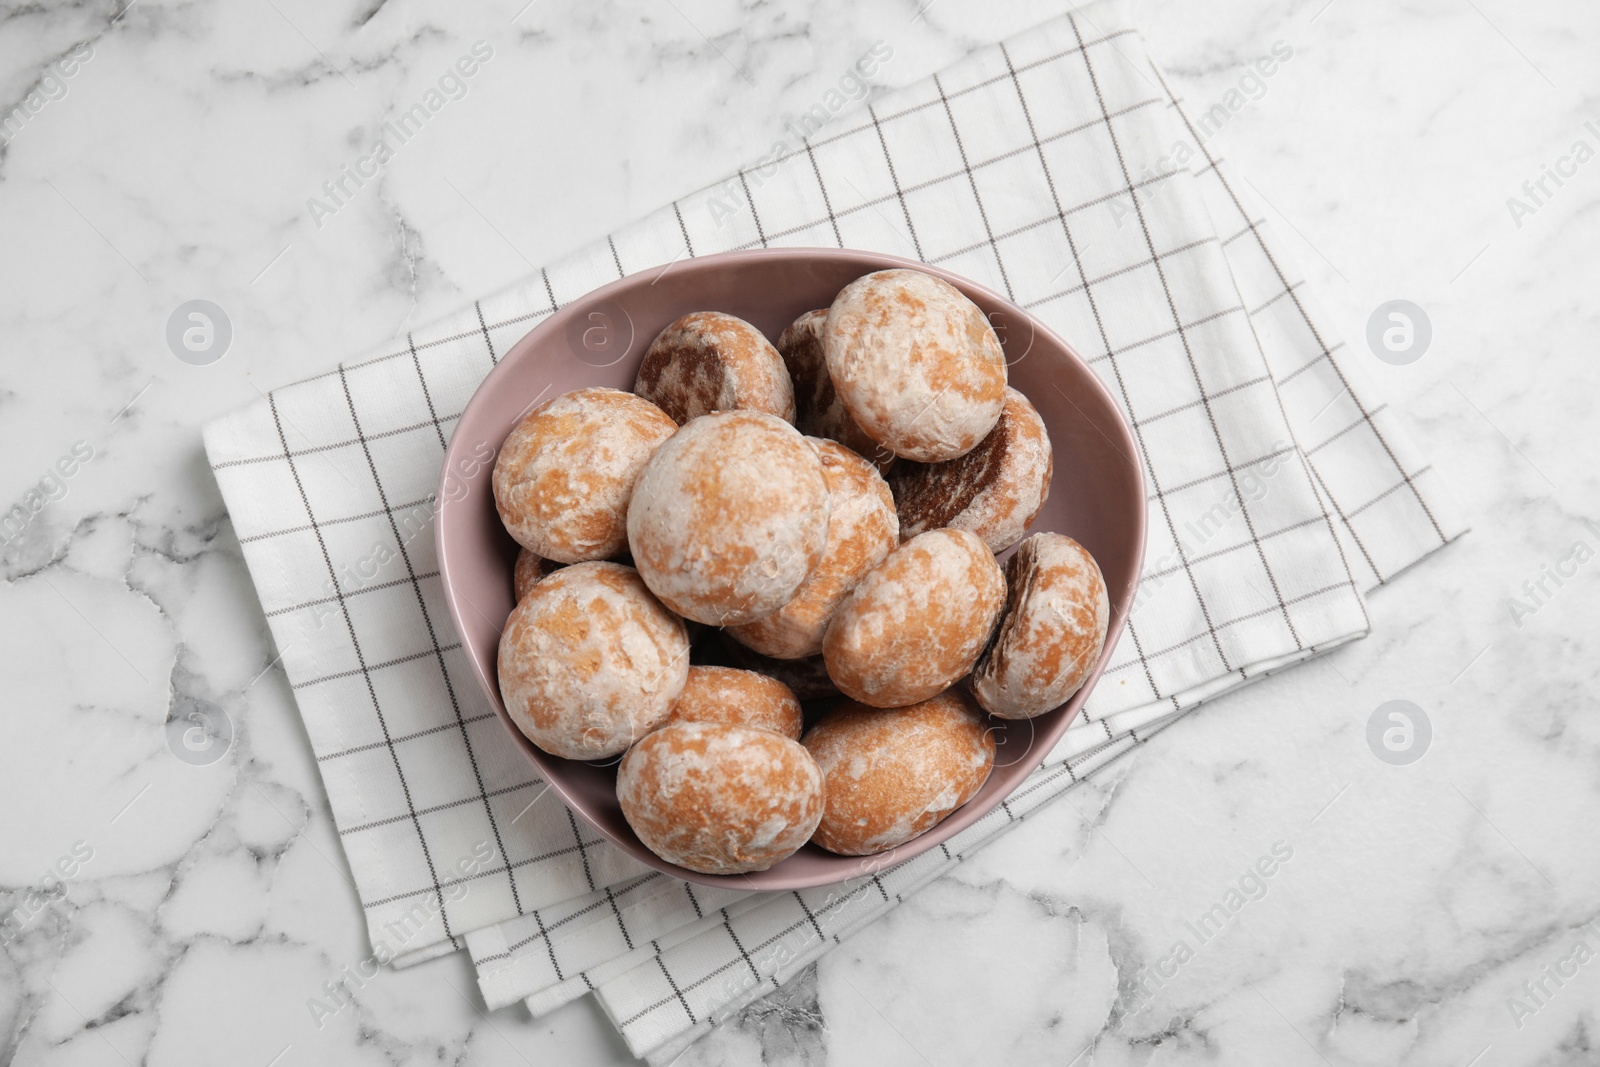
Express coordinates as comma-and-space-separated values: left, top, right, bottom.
802, 690, 995, 856
890, 387, 1052, 553
971, 533, 1108, 720
822, 528, 1006, 708
497, 562, 689, 759
695, 629, 839, 701
493, 387, 676, 564
824, 269, 1006, 462
618, 722, 824, 875
634, 312, 795, 425
778, 309, 892, 469
627, 410, 829, 626
728, 438, 899, 659
664, 665, 803, 740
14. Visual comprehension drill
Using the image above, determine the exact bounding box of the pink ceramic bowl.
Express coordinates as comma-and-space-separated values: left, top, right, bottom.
436, 248, 1145, 890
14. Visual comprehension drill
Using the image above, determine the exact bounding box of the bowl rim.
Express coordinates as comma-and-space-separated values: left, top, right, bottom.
436, 246, 1147, 890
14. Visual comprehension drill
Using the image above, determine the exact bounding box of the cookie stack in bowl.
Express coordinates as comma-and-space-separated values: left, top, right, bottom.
492, 268, 1109, 876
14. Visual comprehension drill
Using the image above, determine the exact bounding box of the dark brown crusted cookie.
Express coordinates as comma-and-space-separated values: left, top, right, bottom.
778, 309, 893, 470
970, 533, 1108, 720
634, 312, 795, 425
889, 387, 1053, 553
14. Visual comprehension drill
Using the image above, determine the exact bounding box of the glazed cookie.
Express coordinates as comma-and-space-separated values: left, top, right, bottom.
618, 722, 824, 875
890, 387, 1053, 553
971, 533, 1109, 720
822, 528, 1006, 708
777, 309, 892, 470
634, 312, 796, 425
512, 547, 562, 602
802, 690, 995, 856
493, 387, 676, 564
627, 410, 830, 626
664, 665, 804, 740
824, 269, 1006, 462
497, 562, 689, 760
696, 629, 839, 701
728, 438, 899, 660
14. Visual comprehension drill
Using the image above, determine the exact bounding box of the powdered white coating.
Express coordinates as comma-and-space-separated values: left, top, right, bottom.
497, 562, 689, 759
492, 387, 677, 563
972, 533, 1109, 720
802, 691, 994, 855
626, 411, 830, 626
824, 269, 1006, 462
617, 722, 824, 874
822, 528, 1006, 708
664, 665, 803, 739
727, 438, 899, 659
634, 312, 796, 425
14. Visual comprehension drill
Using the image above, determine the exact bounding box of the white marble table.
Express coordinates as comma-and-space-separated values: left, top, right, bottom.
2, 0, 1596, 1063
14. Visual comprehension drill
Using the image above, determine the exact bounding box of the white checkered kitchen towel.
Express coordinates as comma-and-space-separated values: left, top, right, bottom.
202, 0, 1463, 1036
456, 5, 1470, 1036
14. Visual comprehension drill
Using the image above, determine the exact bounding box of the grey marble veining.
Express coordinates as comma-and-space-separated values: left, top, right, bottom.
1, 0, 1597, 1064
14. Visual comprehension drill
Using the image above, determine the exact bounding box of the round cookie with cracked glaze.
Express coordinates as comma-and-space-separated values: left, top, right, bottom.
627, 410, 830, 626
890, 387, 1053, 553
822, 528, 1006, 708
634, 311, 796, 426
493, 387, 676, 564
663, 665, 803, 740
971, 533, 1109, 720
777, 309, 892, 470
617, 722, 824, 875
802, 690, 995, 856
497, 562, 689, 760
728, 438, 899, 660
824, 269, 1006, 462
